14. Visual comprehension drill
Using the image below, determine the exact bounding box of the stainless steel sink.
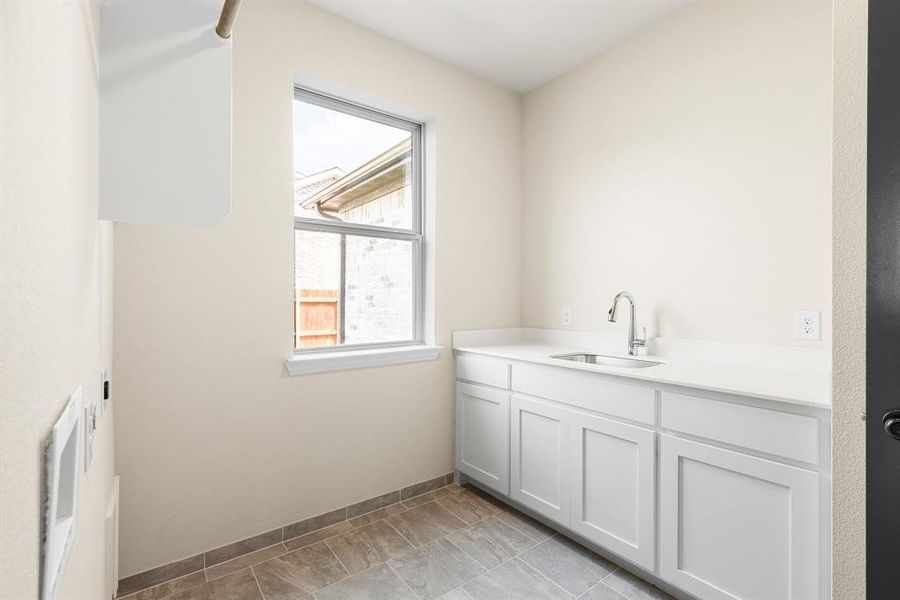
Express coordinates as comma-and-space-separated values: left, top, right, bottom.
550, 353, 662, 369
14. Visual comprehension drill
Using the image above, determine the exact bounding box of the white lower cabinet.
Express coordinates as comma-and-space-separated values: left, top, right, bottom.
659, 435, 820, 600
456, 382, 510, 495
455, 354, 828, 600
510, 395, 570, 525
570, 412, 656, 571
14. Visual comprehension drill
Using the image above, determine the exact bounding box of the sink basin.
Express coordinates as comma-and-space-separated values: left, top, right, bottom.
550, 353, 662, 369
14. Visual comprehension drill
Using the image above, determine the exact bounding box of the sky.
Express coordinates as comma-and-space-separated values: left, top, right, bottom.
293, 99, 410, 176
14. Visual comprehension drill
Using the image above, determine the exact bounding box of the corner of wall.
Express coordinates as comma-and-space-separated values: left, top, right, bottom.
831, 0, 868, 597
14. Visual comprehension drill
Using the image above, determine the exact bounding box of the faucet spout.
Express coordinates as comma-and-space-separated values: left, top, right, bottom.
607, 291, 645, 356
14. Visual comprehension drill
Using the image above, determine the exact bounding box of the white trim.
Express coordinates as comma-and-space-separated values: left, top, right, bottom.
285, 344, 442, 376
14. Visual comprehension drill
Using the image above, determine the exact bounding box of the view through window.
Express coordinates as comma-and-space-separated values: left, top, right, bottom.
293, 89, 423, 351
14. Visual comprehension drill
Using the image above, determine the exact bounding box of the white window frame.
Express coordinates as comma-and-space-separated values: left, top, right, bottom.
289, 87, 436, 373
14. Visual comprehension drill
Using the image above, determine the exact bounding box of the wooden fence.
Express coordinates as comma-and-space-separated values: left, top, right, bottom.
294, 289, 339, 348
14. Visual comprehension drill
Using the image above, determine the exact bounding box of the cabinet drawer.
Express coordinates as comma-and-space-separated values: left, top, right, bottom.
512, 363, 656, 425
456, 353, 510, 389
661, 392, 819, 464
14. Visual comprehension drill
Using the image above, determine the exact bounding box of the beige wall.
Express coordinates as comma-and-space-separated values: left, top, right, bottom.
831, 1, 867, 597
113, 0, 521, 576
0, 1, 115, 598
521, 0, 833, 346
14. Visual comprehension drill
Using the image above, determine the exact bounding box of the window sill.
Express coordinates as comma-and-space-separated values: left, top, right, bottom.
285, 345, 443, 376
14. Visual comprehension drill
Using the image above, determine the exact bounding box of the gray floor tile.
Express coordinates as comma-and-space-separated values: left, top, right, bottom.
252, 541, 347, 598
386, 502, 468, 547
439, 588, 474, 599
601, 569, 676, 600
207, 543, 287, 581
436, 490, 501, 525
446, 517, 537, 569
119, 570, 207, 600
325, 520, 414, 574
462, 558, 572, 600
578, 582, 627, 600
519, 536, 615, 596
313, 563, 418, 600
495, 510, 555, 543
167, 569, 262, 600
387, 538, 486, 600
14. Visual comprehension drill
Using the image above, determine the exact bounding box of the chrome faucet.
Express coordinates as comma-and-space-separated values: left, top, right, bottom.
607, 291, 646, 356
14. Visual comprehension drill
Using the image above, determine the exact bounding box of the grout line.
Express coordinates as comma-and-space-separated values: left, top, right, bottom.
320, 536, 353, 581
208, 542, 289, 576
310, 558, 400, 597
439, 535, 489, 575
577, 580, 625, 600
494, 512, 545, 544
250, 567, 266, 600
520, 555, 577, 600
382, 518, 417, 550
600, 566, 620, 581
386, 560, 424, 600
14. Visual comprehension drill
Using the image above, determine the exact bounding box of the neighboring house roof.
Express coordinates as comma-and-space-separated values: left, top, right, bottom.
299, 139, 411, 214
294, 167, 345, 204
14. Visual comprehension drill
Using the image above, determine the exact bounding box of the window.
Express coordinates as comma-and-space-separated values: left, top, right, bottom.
293, 88, 424, 354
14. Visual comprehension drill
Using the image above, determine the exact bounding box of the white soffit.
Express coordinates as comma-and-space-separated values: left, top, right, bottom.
309, 0, 689, 92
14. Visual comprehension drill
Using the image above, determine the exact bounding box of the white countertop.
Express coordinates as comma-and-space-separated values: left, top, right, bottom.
453, 329, 831, 410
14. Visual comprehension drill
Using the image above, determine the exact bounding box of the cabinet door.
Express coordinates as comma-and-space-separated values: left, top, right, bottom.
510, 395, 570, 525
570, 412, 655, 570
660, 435, 819, 600
456, 382, 510, 495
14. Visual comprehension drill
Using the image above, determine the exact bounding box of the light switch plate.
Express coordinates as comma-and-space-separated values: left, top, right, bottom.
795, 310, 821, 341
99, 369, 108, 416
562, 306, 573, 326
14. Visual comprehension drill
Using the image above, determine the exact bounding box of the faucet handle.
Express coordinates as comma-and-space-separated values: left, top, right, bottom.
632, 327, 649, 356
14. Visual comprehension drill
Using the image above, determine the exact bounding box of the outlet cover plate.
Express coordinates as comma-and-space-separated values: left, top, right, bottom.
795, 310, 821, 341
562, 307, 573, 326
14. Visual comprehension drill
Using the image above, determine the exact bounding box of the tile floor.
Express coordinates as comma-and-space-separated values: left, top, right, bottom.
120, 484, 676, 600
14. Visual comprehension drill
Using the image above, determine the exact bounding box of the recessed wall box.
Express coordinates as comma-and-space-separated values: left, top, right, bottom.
41, 386, 82, 599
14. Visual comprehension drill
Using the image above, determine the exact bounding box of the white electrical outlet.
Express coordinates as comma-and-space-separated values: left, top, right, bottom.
562, 307, 573, 326
795, 310, 821, 341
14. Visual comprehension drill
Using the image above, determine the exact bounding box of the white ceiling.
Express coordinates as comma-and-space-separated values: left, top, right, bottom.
309, 0, 689, 92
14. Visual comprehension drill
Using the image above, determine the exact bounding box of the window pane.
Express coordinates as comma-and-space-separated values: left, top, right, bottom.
344, 236, 413, 345
294, 230, 415, 349
294, 230, 340, 349
293, 98, 414, 230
